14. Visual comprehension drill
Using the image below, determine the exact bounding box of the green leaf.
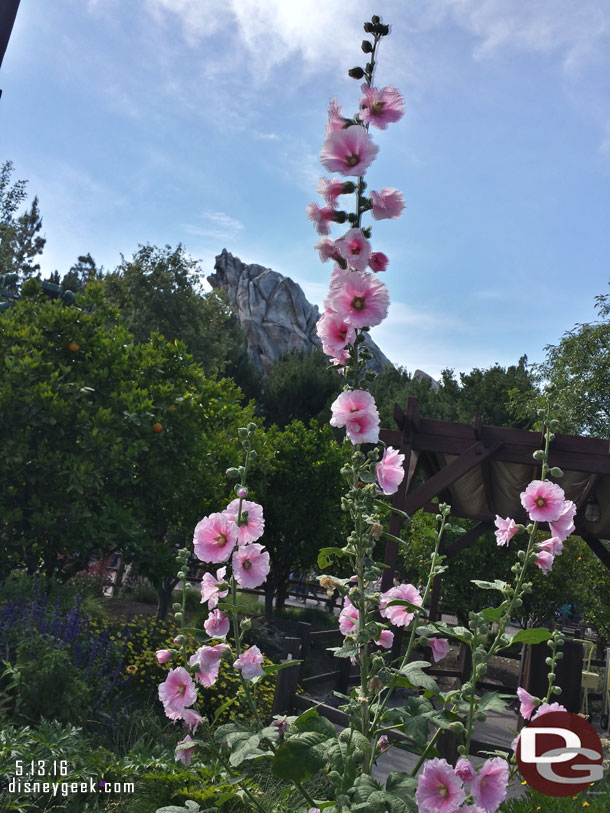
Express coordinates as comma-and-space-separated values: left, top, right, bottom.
476, 691, 510, 713
271, 733, 328, 782
399, 661, 438, 693
479, 604, 508, 623
385, 599, 428, 616
212, 696, 236, 725
293, 709, 336, 739
386, 771, 418, 802
471, 579, 508, 592
318, 546, 345, 568
262, 660, 302, 675
511, 627, 552, 644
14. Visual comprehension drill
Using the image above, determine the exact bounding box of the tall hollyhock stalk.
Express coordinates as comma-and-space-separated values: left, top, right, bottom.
310, 15, 410, 754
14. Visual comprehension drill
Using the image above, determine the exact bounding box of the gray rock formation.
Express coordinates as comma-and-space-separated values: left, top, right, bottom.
208, 249, 392, 374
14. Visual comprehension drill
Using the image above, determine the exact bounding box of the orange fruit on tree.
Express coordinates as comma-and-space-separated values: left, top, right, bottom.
68, 340, 80, 352
153, 422, 163, 433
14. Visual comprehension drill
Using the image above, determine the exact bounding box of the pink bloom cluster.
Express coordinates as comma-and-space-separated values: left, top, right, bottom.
195, 500, 269, 590
495, 480, 576, 575
330, 389, 380, 445
380, 583, 423, 627
359, 84, 405, 130
416, 756, 508, 813
376, 446, 405, 495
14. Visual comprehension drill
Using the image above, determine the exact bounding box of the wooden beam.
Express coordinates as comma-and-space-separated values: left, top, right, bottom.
0, 0, 20, 71
397, 440, 503, 517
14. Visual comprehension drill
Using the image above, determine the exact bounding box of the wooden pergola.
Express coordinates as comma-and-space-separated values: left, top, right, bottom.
379, 397, 610, 613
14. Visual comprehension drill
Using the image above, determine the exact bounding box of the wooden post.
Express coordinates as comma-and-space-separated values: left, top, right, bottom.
336, 656, 351, 694
272, 637, 302, 715
519, 638, 583, 725
458, 641, 473, 685
297, 622, 312, 684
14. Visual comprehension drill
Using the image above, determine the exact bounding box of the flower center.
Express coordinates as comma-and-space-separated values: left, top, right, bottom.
345, 153, 360, 167
371, 101, 385, 115
438, 784, 449, 798
177, 684, 186, 696
351, 295, 366, 310
216, 533, 227, 546
534, 497, 547, 508
348, 240, 361, 255
243, 559, 252, 570
338, 326, 347, 340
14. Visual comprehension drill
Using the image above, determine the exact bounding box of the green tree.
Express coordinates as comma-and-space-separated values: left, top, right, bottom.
518, 287, 610, 437
59, 253, 101, 293
102, 243, 256, 386
254, 420, 348, 619
371, 357, 537, 430
260, 348, 342, 427
0, 280, 251, 616
0, 161, 45, 278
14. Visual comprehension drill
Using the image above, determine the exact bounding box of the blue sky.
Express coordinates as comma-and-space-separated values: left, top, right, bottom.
2, 0, 609, 378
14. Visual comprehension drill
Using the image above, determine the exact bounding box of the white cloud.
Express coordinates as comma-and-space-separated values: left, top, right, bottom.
183, 211, 245, 241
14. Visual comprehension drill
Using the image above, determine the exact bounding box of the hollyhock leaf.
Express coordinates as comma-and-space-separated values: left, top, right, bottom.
477, 691, 510, 713
212, 696, 237, 724
385, 598, 427, 615
262, 660, 302, 675
352, 774, 384, 806
317, 546, 346, 568
399, 661, 437, 693
271, 734, 327, 781
480, 604, 508, 623
471, 579, 508, 592
385, 771, 418, 804
294, 710, 337, 738
511, 627, 552, 644
328, 641, 359, 658
180, 627, 212, 643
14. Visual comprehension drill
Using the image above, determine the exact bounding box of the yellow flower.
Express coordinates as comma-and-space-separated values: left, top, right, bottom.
582, 803, 590, 807
126, 664, 138, 675
521, 780, 527, 785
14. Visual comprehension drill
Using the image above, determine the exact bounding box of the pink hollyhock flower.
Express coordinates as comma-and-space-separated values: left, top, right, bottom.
328, 268, 389, 329
368, 251, 389, 273
237, 486, 248, 498
317, 177, 345, 207
175, 734, 196, 766
380, 583, 423, 627
330, 389, 380, 445
550, 499, 576, 541
189, 643, 230, 688
517, 687, 537, 720
200, 566, 228, 609
540, 536, 563, 557
429, 637, 450, 663
320, 124, 379, 177
334, 228, 371, 272
455, 758, 476, 784
535, 549, 554, 575
326, 98, 347, 135
156, 649, 171, 664
415, 757, 466, 812
182, 707, 204, 732
314, 237, 341, 263
520, 480, 565, 523
232, 543, 270, 589
225, 499, 265, 545
316, 311, 356, 357
376, 446, 405, 495
470, 757, 509, 812
194, 513, 238, 563
330, 350, 349, 371
494, 516, 518, 547
376, 629, 394, 649
359, 84, 405, 129
306, 202, 336, 236
532, 701, 566, 721
339, 596, 359, 635
234, 645, 265, 680
158, 667, 197, 720
370, 188, 405, 220
204, 609, 230, 638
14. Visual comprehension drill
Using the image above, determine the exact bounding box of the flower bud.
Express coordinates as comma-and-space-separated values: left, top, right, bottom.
174, 612, 183, 622
333, 210, 347, 223
240, 617, 252, 631
550, 467, 564, 478
361, 40, 373, 53
371, 15, 380, 24
533, 450, 545, 461
370, 522, 383, 541
156, 649, 171, 664
363, 22, 374, 33
247, 422, 257, 433
238, 427, 248, 439
545, 657, 553, 666
379, 24, 390, 35
172, 603, 182, 611
249, 449, 258, 460
348, 67, 365, 79
226, 467, 239, 479
552, 685, 562, 695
